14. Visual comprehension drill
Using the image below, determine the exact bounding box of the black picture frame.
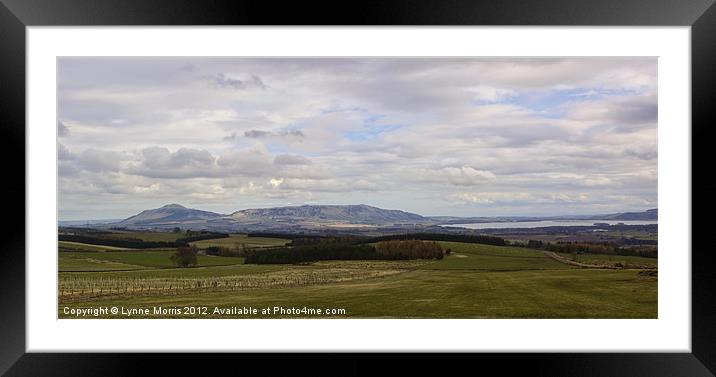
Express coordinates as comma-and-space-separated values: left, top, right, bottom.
1, 0, 714, 375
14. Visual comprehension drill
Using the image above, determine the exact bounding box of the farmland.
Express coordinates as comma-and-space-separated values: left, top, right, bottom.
58, 229, 657, 318
190, 234, 289, 249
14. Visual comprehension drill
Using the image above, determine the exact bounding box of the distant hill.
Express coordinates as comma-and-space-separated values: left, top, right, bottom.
58, 219, 124, 226
87, 204, 656, 231
598, 208, 658, 221
231, 204, 428, 225
112, 204, 224, 226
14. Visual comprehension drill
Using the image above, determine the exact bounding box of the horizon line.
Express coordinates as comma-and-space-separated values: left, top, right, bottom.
57, 203, 658, 223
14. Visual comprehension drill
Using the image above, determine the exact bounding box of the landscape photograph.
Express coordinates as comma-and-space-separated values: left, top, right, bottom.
57, 57, 657, 318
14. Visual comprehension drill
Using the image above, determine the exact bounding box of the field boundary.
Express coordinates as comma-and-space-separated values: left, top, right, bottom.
59, 261, 247, 273
542, 251, 618, 269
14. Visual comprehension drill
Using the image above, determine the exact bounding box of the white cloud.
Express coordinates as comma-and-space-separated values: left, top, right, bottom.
443, 167, 497, 186
77, 149, 124, 173
273, 154, 312, 165
455, 192, 535, 204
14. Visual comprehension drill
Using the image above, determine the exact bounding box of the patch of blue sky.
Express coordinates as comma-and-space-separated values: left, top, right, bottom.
319, 106, 368, 115
265, 144, 291, 155
343, 124, 403, 141
264, 142, 322, 158
363, 114, 384, 124
491, 87, 639, 118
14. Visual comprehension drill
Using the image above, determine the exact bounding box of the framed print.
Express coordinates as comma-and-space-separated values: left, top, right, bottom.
2, 0, 715, 375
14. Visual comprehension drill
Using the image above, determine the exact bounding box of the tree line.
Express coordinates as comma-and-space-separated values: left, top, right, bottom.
249, 232, 509, 247
525, 240, 657, 258
243, 239, 445, 264
59, 231, 229, 249
248, 232, 325, 240
362, 233, 507, 246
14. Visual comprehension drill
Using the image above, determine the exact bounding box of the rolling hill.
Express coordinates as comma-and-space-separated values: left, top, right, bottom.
231, 204, 428, 224
112, 204, 224, 226
96, 204, 657, 232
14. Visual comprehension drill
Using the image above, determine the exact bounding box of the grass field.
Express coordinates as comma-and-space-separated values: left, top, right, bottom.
101, 230, 188, 242
58, 238, 657, 318
59, 254, 146, 271
423, 241, 574, 271
59, 251, 244, 271
190, 234, 289, 249
600, 229, 658, 241
59, 268, 656, 318
556, 252, 657, 268
59, 241, 132, 252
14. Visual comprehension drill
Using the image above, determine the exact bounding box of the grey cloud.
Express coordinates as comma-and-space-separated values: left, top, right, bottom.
170, 148, 215, 167
129, 147, 217, 179
282, 129, 304, 137
216, 147, 273, 177
58, 142, 73, 160
624, 148, 658, 160
58, 121, 70, 137
566, 94, 657, 130
274, 154, 312, 165
244, 130, 272, 138
206, 73, 266, 90
444, 167, 497, 186
127, 146, 279, 179
179, 63, 197, 72
612, 98, 657, 125
244, 129, 305, 139
58, 162, 79, 177
78, 149, 123, 173
405, 166, 497, 187
469, 123, 569, 147
141, 147, 214, 169
278, 178, 350, 192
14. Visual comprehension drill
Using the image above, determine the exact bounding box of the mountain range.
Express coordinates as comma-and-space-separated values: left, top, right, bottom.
70, 203, 657, 232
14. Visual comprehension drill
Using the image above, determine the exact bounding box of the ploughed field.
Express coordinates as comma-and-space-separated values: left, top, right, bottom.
58, 232, 657, 318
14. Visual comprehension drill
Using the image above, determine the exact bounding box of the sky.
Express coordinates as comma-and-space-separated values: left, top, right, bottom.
57, 57, 657, 220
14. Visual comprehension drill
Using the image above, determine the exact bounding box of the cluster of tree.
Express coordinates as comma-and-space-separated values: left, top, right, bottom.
619, 238, 658, 246
362, 233, 507, 246
59, 234, 176, 249
617, 245, 658, 258
249, 231, 510, 248
526, 239, 545, 249
244, 240, 445, 264
544, 242, 618, 255
288, 236, 360, 246
59, 231, 229, 249
170, 245, 198, 267
175, 232, 229, 245
60, 227, 113, 235
373, 240, 445, 260
525, 239, 657, 258
204, 245, 247, 258
247, 232, 326, 240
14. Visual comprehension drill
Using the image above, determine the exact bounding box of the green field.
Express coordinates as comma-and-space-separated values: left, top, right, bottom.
58, 238, 657, 318
101, 230, 189, 242
190, 234, 289, 249
59, 241, 132, 252
59, 254, 146, 271
600, 229, 658, 242
423, 242, 574, 271
556, 252, 657, 268
59, 267, 656, 318
59, 250, 244, 271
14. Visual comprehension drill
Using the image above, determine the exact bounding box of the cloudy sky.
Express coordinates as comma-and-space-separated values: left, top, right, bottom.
58, 57, 657, 220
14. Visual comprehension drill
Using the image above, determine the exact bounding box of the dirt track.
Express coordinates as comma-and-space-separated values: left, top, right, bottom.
542, 251, 617, 269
